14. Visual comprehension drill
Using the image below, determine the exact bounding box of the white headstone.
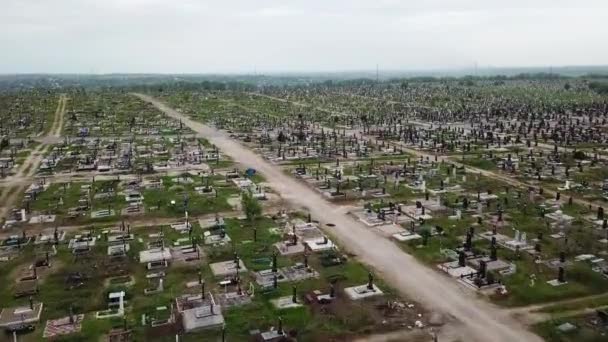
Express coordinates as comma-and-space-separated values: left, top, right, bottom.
118, 292, 125, 313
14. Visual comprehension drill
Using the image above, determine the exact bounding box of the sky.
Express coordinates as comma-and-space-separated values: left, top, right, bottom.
1, 0, 607, 74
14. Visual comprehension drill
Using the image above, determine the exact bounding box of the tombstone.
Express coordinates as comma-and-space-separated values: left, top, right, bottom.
277, 317, 284, 335
464, 232, 472, 251
558, 266, 565, 283
272, 252, 278, 273
490, 244, 497, 261
478, 260, 487, 279
458, 250, 466, 267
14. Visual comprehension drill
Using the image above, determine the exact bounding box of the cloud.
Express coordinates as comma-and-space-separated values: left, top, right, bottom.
0, 0, 607, 73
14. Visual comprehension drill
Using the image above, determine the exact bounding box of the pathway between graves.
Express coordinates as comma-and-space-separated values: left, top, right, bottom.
135, 93, 543, 342
0, 95, 68, 222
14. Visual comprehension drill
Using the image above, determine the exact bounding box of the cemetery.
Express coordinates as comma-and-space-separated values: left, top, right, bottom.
2, 76, 608, 341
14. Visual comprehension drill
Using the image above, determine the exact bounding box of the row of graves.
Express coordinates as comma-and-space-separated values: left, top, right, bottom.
2, 178, 54, 229
165, 211, 437, 341
65, 92, 192, 137
0, 138, 37, 178
255, 78, 608, 161
290, 156, 465, 203
19, 165, 254, 224
337, 154, 608, 304
431, 184, 608, 301
348, 159, 469, 227
0, 225, 101, 340
464, 146, 608, 199
0, 92, 58, 139
232, 123, 406, 165
38, 133, 219, 175
0, 209, 434, 341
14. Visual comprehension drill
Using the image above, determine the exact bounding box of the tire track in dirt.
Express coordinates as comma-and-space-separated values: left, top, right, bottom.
0, 95, 67, 224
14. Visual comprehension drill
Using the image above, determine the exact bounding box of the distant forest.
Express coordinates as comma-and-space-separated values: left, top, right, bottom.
1, 67, 608, 94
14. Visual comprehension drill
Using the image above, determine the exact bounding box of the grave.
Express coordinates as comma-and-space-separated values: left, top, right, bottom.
274, 240, 305, 255
96, 291, 126, 319
438, 260, 478, 278
272, 287, 303, 309
139, 248, 172, 264
176, 293, 224, 332
210, 260, 248, 277
344, 284, 383, 300
0, 301, 44, 330
304, 236, 336, 252
43, 314, 84, 338
344, 273, 383, 300
392, 231, 422, 242
204, 231, 231, 245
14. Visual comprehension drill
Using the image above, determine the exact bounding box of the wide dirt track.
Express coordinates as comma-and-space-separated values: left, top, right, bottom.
135, 93, 544, 342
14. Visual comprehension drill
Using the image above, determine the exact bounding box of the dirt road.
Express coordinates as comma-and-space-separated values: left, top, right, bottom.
0, 95, 67, 222
135, 93, 543, 342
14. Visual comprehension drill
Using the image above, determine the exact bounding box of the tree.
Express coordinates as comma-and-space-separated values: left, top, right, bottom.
564, 82, 571, 91
242, 192, 262, 222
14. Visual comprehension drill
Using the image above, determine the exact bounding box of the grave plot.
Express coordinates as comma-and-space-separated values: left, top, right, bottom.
5, 78, 608, 342
288, 158, 418, 202
534, 308, 608, 342
179, 213, 432, 341
64, 91, 193, 138
153, 78, 608, 341
0, 91, 58, 139
0, 140, 42, 178
388, 178, 608, 306
141, 173, 239, 217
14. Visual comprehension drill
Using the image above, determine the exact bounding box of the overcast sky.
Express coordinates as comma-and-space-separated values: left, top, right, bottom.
1, 0, 607, 74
